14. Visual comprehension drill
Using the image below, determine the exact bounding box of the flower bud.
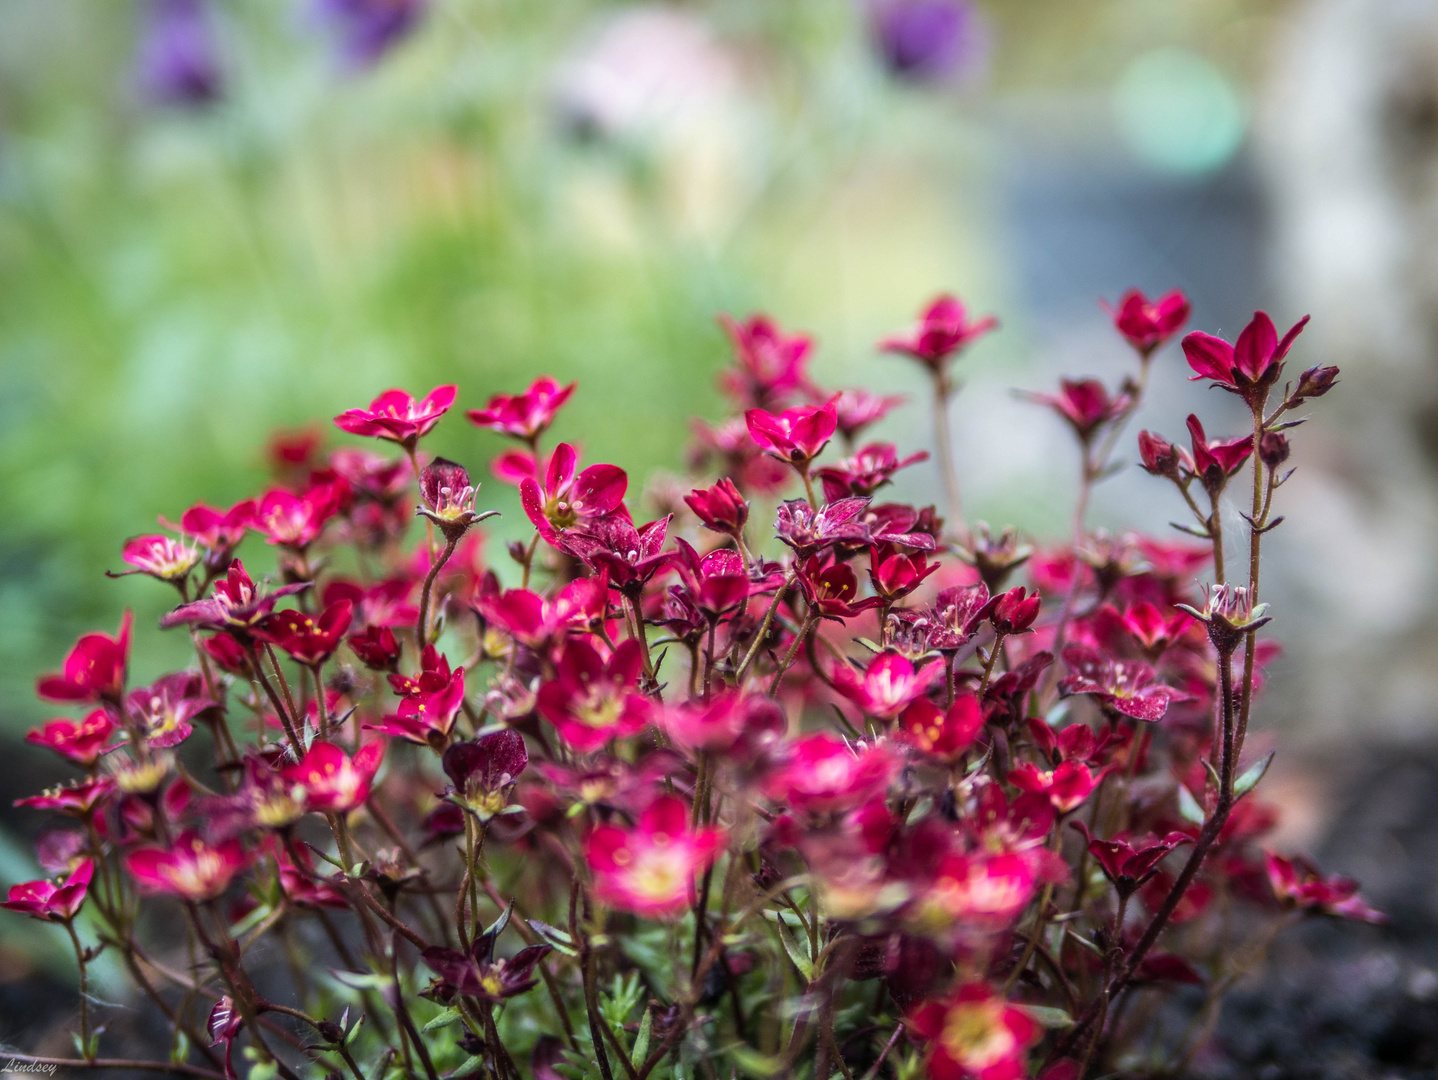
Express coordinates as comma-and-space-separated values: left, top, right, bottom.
991, 586, 1041, 634
1138, 430, 1179, 477
684, 478, 749, 535
418, 458, 492, 542
1291, 365, 1340, 403
1258, 431, 1290, 469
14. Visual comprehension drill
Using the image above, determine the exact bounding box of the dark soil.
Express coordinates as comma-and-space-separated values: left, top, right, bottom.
1189, 749, 1438, 1080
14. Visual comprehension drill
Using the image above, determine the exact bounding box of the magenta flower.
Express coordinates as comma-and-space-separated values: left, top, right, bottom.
896, 695, 984, 761
251, 483, 343, 550
869, 546, 941, 602
1108, 288, 1191, 356
536, 639, 652, 752
910, 583, 997, 652
281, 741, 385, 814
559, 513, 672, 594
761, 735, 898, 814
127, 671, 214, 748
255, 600, 355, 667
1025, 718, 1098, 765
467, 376, 576, 441
334, 385, 457, 447
162, 560, 310, 635
584, 796, 726, 918
442, 729, 528, 821
1182, 311, 1310, 397
26, 711, 117, 766
907, 984, 1040, 1080
1024, 379, 1131, 444
684, 478, 749, 536
36, 611, 132, 704
348, 624, 402, 670
1072, 822, 1192, 898
15, 777, 115, 818
2, 859, 94, 922
745, 396, 840, 466
796, 556, 882, 621
114, 534, 200, 583
774, 497, 872, 558
1265, 851, 1385, 924
833, 388, 906, 442
1184, 415, 1253, 490
1008, 760, 1104, 814
816, 443, 928, 500
1058, 645, 1189, 722
368, 668, 467, 748
834, 650, 943, 727
668, 540, 752, 619
170, 499, 253, 559
418, 458, 496, 541
717, 314, 816, 409
660, 692, 785, 759
126, 833, 248, 901
880, 295, 996, 372
520, 444, 628, 545
421, 933, 552, 1003
476, 577, 607, 650
990, 587, 1041, 635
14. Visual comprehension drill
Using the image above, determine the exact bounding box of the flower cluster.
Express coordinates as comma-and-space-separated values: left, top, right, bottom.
7, 291, 1370, 1080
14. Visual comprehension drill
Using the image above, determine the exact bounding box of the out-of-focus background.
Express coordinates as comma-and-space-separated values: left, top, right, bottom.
6, 0, 1438, 1070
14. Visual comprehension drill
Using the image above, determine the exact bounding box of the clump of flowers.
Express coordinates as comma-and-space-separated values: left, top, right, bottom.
6, 291, 1370, 1080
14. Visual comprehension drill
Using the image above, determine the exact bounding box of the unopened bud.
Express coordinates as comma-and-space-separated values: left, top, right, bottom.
1259, 432, 1290, 469
1292, 365, 1340, 402
1138, 430, 1179, 477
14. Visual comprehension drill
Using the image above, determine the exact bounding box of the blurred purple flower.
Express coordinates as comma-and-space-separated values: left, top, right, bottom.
135, 0, 223, 107
314, 0, 429, 68
868, 0, 987, 85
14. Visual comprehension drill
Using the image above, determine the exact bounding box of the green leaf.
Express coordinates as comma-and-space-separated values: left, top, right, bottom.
631, 1005, 652, 1066
1176, 783, 1205, 825
421, 1006, 462, 1034
229, 903, 273, 938
727, 1043, 784, 1078
1019, 1005, 1074, 1029
774, 918, 814, 981
1234, 751, 1276, 799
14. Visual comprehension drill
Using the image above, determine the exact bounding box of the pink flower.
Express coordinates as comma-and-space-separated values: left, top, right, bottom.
906, 849, 1051, 937
684, 478, 749, 535
897, 695, 984, 761
36, 611, 132, 703
660, 692, 785, 759
1, 859, 94, 922
255, 600, 355, 667
168, 499, 254, 554
536, 639, 652, 752
251, 483, 343, 549
1008, 760, 1104, 814
26, 710, 117, 766
880, 295, 997, 371
476, 577, 607, 650
467, 376, 576, 441
833, 388, 906, 441
334, 385, 457, 446
161, 560, 310, 634
1265, 851, 1385, 924
869, 546, 941, 602
442, 730, 528, 821
1058, 645, 1189, 722
520, 444, 628, 546
559, 514, 672, 594
126, 833, 248, 901
127, 671, 214, 748
990, 587, 1041, 634
1183, 415, 1252, 491
1072, 822, 1191, 898
1024, 378, 1130, 443
762, 735, 897, 814
1108, 288, 1191, 355
584, 796, 726, 917
1182, 311, 1309, 396
347, 624, 401, 670
368, 667, 467, 748
717, 314, 816, 409
796, 556, 882, 621
15, 777, 115, 817
833, 651, 944, 719
816, 443, 928, 500
775, 497, 872, 558
281, 741, 385, 813
908, 984, 1040, 1080
114, 534, 200, 582
745, 397, 840, 467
